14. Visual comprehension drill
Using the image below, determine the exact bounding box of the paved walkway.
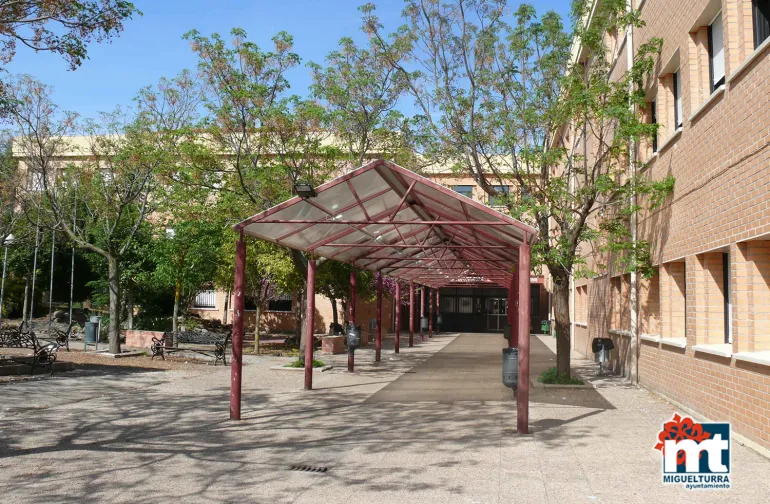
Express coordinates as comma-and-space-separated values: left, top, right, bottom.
1, 333, 769, 503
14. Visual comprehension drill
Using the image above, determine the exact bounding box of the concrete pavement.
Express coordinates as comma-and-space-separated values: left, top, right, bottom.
1, 332, 769, 503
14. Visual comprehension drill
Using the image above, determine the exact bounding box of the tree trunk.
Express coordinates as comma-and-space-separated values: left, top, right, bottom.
298, 285, 308, 356
341, 299, 348, 325
22, 275, 29, 323
254, 304, 261, 352
330, 296, 338, 327
552, 277, 571, 378
172, 279, 181, 345
107, 255, 121, 355
127, 282, 134, 330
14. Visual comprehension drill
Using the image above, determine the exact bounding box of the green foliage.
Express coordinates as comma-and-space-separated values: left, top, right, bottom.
284, 358, 325, 368
538, 367, 585, 385
0, 1, 140, 113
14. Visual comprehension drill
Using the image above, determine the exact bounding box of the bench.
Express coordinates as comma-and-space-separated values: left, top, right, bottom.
150, 330, 230, 365
22, 321, 74, 352
0, 325, 61, 375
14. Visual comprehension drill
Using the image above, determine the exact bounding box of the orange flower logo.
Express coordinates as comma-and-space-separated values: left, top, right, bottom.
655, 413, 712, 466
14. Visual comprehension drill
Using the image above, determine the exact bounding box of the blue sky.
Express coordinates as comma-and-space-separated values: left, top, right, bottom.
7, 0, 570, 120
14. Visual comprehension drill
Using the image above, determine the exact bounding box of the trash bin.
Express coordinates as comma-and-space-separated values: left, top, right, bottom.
420, 317, 429, 330
503, 323, 512, 341
347, 325, 361, 350
502, 347, 518, 388
540, 319, 551, 335
84, 321, 98, 343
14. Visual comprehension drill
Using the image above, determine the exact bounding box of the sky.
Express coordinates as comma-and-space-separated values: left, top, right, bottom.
6, 0, 570, 120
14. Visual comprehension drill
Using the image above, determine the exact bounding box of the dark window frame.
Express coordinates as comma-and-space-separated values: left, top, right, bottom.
488, 185, 511, 207
754, 0, 770, 48
650, 100, 658, 153
453, 185, 474, 199
673, 71, 682, 129
708, 13, 725, 92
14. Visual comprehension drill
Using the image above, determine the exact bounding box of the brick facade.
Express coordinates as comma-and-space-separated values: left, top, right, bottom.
572, 0, 770, 451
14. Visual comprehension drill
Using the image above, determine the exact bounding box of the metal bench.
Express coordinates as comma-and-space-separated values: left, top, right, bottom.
22, 321, 74, 352
0, 325, 61, 375
150, 330, 230, 365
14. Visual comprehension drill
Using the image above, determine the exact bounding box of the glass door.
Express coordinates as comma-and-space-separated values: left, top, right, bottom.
486, 298, 508, 331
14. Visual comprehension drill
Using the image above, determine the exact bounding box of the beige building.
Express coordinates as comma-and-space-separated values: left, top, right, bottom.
570, 0, 770, 452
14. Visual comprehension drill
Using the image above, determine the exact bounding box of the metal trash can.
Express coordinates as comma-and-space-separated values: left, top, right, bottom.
84, 321, 98, 343
502, 347, 518, 388
420, 317, 429, 330
347, 325, 361, 350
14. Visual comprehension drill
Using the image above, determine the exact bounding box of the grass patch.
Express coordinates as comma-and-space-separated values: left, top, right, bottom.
537, 367, 584, 385
284, 359, 325, 368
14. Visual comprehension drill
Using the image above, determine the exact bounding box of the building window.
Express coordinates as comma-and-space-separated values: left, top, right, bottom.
488, 185, 510, 207
453, 185, 474, 199
754, 0, 770, 48
193, 290, 216, 309
723, 253, 732, 344
673, 69, 682, 129
267, 293, 292, 313
708, 12, 725, 90
650, 100, 658, 153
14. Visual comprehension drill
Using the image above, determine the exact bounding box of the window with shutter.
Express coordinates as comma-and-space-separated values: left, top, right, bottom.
755, 0, 770, 48
673, 70, 682, 129
650, 100, 658, 153
708, 12, 725, 90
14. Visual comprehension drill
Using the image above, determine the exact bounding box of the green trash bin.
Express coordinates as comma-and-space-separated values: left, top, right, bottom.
85, 321, 98, 343
540, 319, 551, 335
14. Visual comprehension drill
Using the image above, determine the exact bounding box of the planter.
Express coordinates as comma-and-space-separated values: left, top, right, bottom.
125, 330, 164, 349
321, 335, 345, 354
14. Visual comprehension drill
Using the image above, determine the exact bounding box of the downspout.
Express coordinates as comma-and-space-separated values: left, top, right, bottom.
626, 0, 639, 385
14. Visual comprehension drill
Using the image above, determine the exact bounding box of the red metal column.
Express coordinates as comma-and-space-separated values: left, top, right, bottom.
436, 290, 440, 334
429, 288, 434, 338
376, 271, 382, 362
420, 286, 425, 341
230, 232, 246, 420
395, 281, 401, 353
304, 259, 316, 390
409, 281, 414, 347
517, 244, 531, 434
512, 266, 519, 349
349, 268, 356, 372
349, 268, 356, 325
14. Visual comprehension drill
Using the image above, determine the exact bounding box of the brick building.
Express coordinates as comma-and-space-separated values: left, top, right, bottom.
570, 0, 770, 452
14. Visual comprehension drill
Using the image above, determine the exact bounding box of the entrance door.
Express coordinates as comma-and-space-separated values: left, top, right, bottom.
486, 298, 508, 331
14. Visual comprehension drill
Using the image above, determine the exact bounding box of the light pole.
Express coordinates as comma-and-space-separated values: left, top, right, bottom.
0, 234, 14, 328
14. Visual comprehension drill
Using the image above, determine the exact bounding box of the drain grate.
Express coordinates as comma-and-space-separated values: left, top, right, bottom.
400, 371, 416, 374
290, 465, 329, 473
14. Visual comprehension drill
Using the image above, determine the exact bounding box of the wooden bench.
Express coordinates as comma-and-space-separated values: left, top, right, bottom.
150, 330, 230, 365
0, 325, 61, 375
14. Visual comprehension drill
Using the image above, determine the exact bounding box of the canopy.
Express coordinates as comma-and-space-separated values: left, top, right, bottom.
234, 159, 537, 288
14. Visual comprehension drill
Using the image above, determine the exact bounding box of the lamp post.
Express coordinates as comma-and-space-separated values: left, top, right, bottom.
0, 234, 14, 328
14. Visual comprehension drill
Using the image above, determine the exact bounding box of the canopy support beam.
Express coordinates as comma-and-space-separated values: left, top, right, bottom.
230, 231, 246, 421
517, 244, 531, 434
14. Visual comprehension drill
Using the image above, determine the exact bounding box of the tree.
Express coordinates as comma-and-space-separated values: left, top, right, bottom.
185, 28, 341, 352
364, 0, 673, 377
0, 0, 140, 111
151, 220, 225, 335
213, 238, 299, 350
309, 34, 410, 167
8, 74, 196, 353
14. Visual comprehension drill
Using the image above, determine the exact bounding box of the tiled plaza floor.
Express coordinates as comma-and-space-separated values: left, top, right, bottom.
1, 333, 768, 503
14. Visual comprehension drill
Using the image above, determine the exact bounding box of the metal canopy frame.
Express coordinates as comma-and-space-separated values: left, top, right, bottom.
234, 159, 536, 288
228, 159, 534, 434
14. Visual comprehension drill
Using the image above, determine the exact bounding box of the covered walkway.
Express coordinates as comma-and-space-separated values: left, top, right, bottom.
230, 159, 538, 432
